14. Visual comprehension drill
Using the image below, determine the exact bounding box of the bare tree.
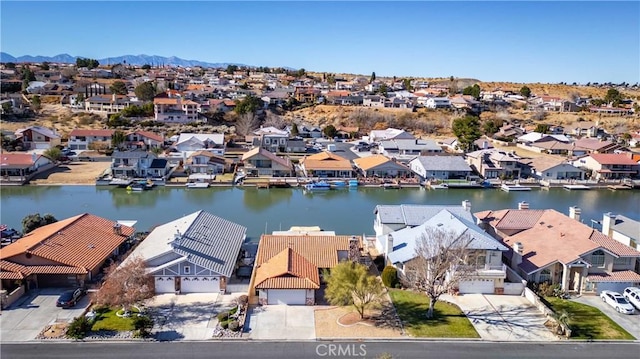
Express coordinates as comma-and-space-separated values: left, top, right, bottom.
406, 227, 474, 318
262, 111, 285, 129
95, 257, 154, 314
234, 112, 261, 137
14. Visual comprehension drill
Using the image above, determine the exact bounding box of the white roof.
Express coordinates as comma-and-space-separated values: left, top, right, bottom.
518, 132, 570, 143
176, 133, 224, 146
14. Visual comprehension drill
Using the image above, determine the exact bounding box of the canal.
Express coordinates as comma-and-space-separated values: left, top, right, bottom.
1, 186, 638, 241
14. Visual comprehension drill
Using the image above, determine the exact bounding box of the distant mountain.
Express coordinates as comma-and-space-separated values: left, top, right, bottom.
0, 52, 248, 68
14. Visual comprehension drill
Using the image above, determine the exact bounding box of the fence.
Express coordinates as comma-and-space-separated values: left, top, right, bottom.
0, 285, 25, 309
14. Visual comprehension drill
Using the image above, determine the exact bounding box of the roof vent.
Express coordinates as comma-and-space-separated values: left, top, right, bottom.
88, 244, 95, 249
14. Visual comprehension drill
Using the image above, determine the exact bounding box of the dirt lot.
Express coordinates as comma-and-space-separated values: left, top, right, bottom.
314, 305, 404, 338
30, 161, 111, 185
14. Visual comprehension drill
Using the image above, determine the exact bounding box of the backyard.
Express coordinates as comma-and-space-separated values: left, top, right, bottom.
544, 297, 634, 340
388, 289, 479, 338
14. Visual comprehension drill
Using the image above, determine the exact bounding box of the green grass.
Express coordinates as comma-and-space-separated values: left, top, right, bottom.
90, 307, 137, 332
389, 289, 479, 338
544, 297, 635, 340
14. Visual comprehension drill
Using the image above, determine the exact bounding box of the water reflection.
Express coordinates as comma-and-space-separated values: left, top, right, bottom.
242, 187, 293, 212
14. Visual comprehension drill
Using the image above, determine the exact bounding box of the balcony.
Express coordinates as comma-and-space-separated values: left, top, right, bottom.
457, 263, 507, 279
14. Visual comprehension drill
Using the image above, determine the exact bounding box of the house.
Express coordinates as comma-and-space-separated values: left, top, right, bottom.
294, 87, 320, 103
85, 94, 133, 114
251, 234, 362, 305
368, 128, 415, 142
566, 122, 601, 138
125, 131, 164, 150
0, 214, 135, 289
0, 153, 54, 183
475, 206, 640, 294
299, 151, 354, 178
15, 126, 61, 150
186, 151, 228, 175
601, 213, 640, 253
241, 147, 294, 177
250, 127, 305, 153
148, 158, 170, 178
425, 97, 451, 109
67, 129, 114, 151
449, 95, 481, 111
379, 138, 443, 161
121, 211, 246, 294
409, 155, 473, 181
522, 157, 585, 180
572, 153, 639, 180
111, 150, 158, 178
353, 155, 412, 178
174, 133, 225, 155
154, 96, 201, 123
438, 138, 460, 152
573, 138, 620, 154
465, 149, 524, 179
362, 95, 386, 108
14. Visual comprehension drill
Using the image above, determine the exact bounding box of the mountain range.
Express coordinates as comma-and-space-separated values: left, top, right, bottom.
0, 52, 249, 68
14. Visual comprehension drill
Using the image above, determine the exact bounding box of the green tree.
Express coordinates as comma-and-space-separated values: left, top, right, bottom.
520, 86, 532, 98
134, 82, 157, 101
43, 147, 62, 161
31, 95, 41, 111
482, 119, 502, 136
370, 72, 376, 83
226, 64, 238, 73
452, 115, 481, 152
323, 124, 337, 139
2, 101, 13, 115
22, 213, 58, 234
40, 62, 50, 70
377, 84, 388, 95
109, 80, 128, 95
535, 124, 550, 134
4, 62, 16, 69
324, 261, 385, 319
76, 57, 99, 69
111, 130, 126, 149
296, 68, 306, 78
604, 88, 622, 106
141, 64, 151, 70
462, 84, 481, 99
381, 266, 399, 288
234, 95, 263, 115
403, 78, 413, 91
290, 123, 299, 137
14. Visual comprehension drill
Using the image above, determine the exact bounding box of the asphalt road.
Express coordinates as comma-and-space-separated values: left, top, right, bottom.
2, 341, 639, 359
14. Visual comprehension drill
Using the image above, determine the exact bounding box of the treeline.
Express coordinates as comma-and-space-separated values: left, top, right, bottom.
76, 57, 100, 69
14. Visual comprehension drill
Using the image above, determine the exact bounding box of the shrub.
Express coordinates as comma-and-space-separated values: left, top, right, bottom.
237, 295, 249, 306
373, 255, 386, 272
228, 320, 240, 332
229, 306, 238, 315
66, 316, 91, 339
217, 311, 230, 321
220, 320, 230, 329
381, 266, 399, 288
133, 315, 154, 338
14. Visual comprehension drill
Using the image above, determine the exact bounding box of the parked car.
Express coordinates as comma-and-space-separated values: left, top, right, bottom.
600, 290, 635, 314
56, 288, 86, 308
622, 287, 640, 310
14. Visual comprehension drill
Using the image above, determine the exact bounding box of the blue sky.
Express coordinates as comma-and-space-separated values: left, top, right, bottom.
1, 1, 638, 83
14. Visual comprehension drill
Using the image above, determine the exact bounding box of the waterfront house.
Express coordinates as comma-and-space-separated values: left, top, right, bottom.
0, 153, 54, 184
85, 94, 133, 114
601, 213, 640, 254
475, 206, 640, 294
465, 149, 524, 179
250, 126, 305, 153
572, 153, 639, 180
379, 138, 443, 162
0, 214, 135, 289
409, 155, 472, 181
353, 155, 412, 178
14, 126, 61, 150
299, 151, 354, 178
186, 151, 228, 175
121, 211, 246, 294
67, 129, 114, 151
368, 128, 415, 142
522, 157, 585, 180
111, 150, 158, 178
250, 234, 362, 305
125, 131, 164, 150
241, 147, 294, 177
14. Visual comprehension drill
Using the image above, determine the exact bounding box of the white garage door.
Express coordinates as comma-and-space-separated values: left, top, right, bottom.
35, 143, 50, 149
459, 279, 495, 294
155, 277, 175, 293
181, 277, 220, 293
267, 289, 307, 305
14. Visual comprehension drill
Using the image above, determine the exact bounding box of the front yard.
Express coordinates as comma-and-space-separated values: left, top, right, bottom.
389, 289, 479, 338
544, 297, 634, 340
90, 307, 137, 332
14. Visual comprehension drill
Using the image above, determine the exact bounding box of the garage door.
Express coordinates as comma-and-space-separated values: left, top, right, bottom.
267, 289, 307, 305
459, 279, 495, 294
181, 277, 220, 293
595, 282, 635, 295
155, 277, 175, 293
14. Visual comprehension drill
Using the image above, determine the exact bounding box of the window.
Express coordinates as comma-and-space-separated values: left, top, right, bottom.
539, 269, 551, 283
614, 257, 630, 266
591, 250, 605, 268
184, 266, 191, 274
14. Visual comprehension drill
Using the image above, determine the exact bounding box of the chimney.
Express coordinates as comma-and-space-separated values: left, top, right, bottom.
348, 236, 360, 262
112, 93, 116, 103
569, 206, 581, 222
518, 201, 529, 210
511, 242, 524, 268
462, 200, 471, 211
601, 212, 614, 236
386, 234, 394, 255
113, 222, 122, 235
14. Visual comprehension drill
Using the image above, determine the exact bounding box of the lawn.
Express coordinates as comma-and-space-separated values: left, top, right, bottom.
90, 307, 137, 332
388, 289, 479, 338
544, 297, 634, 340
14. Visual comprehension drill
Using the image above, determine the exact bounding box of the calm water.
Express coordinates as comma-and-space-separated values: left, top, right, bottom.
1, 186, 638, 242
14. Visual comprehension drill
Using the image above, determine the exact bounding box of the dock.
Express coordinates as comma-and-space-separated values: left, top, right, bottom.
563, 184, 591, 191
607, 184, 632, 190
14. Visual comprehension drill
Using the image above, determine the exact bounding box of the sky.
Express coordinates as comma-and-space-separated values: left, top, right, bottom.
1, 1, 638, 84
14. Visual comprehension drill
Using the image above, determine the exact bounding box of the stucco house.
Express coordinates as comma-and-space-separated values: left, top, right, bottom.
15, 126, 61, 150
601, 213, 640, 254
241, 147, 293, 177
522, 157, 585, 180
299, 151, 354, 178
353, 155, 412, 178
572, 153, 639, 180
67, 129, 114, 151
409, 155, 472, 181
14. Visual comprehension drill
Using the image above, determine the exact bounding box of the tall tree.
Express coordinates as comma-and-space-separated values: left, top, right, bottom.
226, 64, 238, 73
134, 82, 157, 101
324, 261, 385, 319
403, 78, 413, 91
452, 115, 481, 152
370, 72, 376, 83
31, 95, 41, 111
109, 80, 128, 95
290, 123, 299, 137
519, 85, 531, 98
462, 84, 481, 99
234, 95, 263, 115
21, 213, 58, 234
234, 112, 260, 137
111, 130, 126, 149
604, 88, 622, 106
323, 124, 337, 139
407, 227, 474, 318
95, 257, 154, 313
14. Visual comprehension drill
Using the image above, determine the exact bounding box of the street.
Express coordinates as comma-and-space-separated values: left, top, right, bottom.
2, 341, 639, 359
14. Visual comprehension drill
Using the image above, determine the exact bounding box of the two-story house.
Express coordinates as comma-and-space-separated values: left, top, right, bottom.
425, 97, 451, 109
475, 206, 640, 294
111, 150, 158, 178
250, 127, 305, 153
15, 126, 61, 150
67, 129, 114, 151
125, 131, 164, 150
154, 96, 201, 123
85, 94, 133, 114
601, 213, 640, 255
186, 150, 228, 175
362, 95, 386, 108
572, 153, 639, 180
466, 149, 524, 179
241, 147, 294, 177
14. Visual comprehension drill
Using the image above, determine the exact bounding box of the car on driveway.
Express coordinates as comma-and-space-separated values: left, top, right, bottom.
600, 290, 635, 314
56, 288, 86, 308
622, 287, 640, 310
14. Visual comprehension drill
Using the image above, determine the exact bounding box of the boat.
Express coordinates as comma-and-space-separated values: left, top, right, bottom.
185, 182, 210, 189
126, 183, 146, 192
501, 184, 532, 192
429, 183, 449, 189
135, 179, 155, 189
329, 180, 347, 188
110, 178, 133, 187
348, 179, 359, 188
305, 180, 331, 190
380, 182, 401, 189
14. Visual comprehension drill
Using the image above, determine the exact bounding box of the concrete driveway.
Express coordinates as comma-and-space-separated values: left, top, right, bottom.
570, 295, 639, 339
0, 288, 90, 342
443, 294, 558, 341
245, 305, 315, 340
146, 293, 223, 341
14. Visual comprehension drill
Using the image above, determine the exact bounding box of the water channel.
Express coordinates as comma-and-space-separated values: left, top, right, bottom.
1, 186, 638, 242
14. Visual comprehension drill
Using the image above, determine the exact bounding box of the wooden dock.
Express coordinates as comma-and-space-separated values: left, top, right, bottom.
608, 184, 632, 190
563, 184, 590, 190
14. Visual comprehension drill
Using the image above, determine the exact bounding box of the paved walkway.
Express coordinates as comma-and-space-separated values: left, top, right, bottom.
442, 294, 558, 341
246, 305, 316, 340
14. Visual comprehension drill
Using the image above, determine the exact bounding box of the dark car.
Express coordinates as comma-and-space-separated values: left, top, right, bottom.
56, 288, 85, 308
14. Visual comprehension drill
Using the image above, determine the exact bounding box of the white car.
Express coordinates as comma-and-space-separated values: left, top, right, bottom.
622, 287, 640, 310
600, 290, 635, 314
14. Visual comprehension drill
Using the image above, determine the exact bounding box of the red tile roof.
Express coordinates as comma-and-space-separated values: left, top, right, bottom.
254, 248, 320, 289
587, 271, 640, 283
589, 153, 638, 165
0, 153, 41, 166
128, 131, 163, 143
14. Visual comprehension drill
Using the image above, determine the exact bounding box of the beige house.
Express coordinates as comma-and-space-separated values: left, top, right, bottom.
241, 147, 293, 177
154, 96, 201, 123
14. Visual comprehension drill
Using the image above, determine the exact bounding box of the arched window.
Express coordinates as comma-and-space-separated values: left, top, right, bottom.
591, 250, 605, 268
539, 269, 551, 283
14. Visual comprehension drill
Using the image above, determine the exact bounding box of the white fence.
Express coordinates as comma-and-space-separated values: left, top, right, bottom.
0, 285, 25, 309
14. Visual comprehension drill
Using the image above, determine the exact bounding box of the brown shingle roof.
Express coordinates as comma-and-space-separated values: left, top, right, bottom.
254, 247, 320, 289
300, 152, 352, 171
353, 155, 408, 171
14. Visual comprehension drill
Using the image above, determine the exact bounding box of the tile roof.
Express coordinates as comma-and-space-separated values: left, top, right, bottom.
254, 248, 320, 289
69, 129, 115, 137
153, 97, 199, 105
588, 231, 640, 257
587, 270, 640, 283
301, 151, 352, 171
353, 155, 409, 171
256, 235, 359, 270
573, 138, 614, 151
241, 147, 292, 168
0, 153, 41, 166
0, 213, 134, 273
128, 131, 164, 143
589, 153, 638, 165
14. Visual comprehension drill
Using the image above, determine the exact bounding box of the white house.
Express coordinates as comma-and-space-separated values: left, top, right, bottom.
425, 97, 451, 109
524, 158, 585, 180
368, 128, 415, 142
601, 213, 640, 252
174, 133, 225, 155
409, 155, 473, 181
